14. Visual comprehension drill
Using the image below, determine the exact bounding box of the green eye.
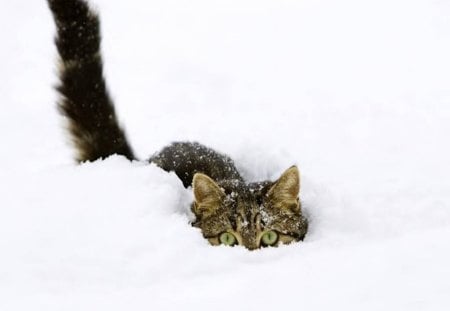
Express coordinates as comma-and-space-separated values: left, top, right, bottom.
219, 232, 237, 246
261, 231, 278, 246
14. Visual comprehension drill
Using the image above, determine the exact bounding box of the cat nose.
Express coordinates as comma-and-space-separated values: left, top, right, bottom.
244, 241, 260, 251
245, 245, 258, 251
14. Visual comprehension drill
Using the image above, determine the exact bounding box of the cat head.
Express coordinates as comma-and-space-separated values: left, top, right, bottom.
191, 166, 308, 250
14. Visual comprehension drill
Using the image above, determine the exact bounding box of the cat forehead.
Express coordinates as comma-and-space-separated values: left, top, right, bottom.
222, 188, 263, 208
220, 180, 273, 198
222, 184, 274, 221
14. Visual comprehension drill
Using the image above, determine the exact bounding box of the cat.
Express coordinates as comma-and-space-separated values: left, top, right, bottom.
46, 0, 308, 250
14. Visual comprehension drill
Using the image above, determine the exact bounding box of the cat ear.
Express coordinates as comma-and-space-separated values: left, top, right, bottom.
267, 166, 300, 209
192, 173, 224, 216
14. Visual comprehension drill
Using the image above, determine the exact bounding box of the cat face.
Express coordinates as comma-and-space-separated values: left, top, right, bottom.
191, 166, 308, 250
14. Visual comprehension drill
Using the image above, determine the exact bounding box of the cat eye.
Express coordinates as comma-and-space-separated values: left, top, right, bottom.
261, 231, 278, 246
219, 232, 237, 246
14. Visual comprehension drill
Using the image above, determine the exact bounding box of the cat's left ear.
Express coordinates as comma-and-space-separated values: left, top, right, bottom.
267, 166, 300, 210
192, 173, 225, 217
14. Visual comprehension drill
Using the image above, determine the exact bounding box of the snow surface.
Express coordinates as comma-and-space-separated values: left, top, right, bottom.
1, 0, 450, 309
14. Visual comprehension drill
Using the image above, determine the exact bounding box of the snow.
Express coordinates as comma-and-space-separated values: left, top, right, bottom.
1, 0, 450, 309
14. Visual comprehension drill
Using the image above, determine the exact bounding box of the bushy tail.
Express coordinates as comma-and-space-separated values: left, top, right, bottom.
47, 0, 135, 162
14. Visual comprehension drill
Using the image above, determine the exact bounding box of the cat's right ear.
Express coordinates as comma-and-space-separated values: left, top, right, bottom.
267, 166, 301, 211
192, 173, 224, 216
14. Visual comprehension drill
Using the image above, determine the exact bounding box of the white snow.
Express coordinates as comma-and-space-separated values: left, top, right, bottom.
1, 0, 450, 310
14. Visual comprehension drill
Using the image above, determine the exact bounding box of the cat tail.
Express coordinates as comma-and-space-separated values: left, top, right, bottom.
47, 0, 135, 162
